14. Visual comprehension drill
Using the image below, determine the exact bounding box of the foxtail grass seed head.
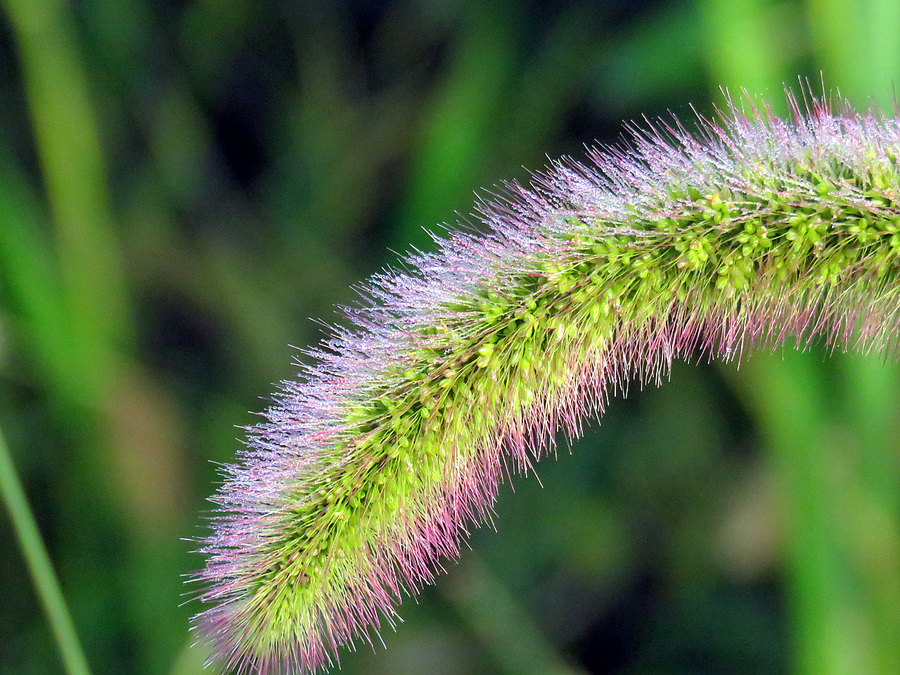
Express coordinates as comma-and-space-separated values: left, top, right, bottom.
194, 92, 900, 673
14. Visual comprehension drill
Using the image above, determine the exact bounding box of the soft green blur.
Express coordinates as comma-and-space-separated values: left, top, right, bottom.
0, 1, 898, 673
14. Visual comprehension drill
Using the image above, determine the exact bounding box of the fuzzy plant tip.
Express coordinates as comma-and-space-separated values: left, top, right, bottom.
193, 90, 900, 673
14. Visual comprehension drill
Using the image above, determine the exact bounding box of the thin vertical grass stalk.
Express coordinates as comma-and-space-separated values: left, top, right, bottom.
195, 92, 900, 673
0, 422, 91, 675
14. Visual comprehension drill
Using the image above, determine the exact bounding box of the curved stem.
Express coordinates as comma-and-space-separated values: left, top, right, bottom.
0, 421, 91, 675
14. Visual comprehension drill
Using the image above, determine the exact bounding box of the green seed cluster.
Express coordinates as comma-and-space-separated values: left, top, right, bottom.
254, 158, 900, 642
197, 102, 900, 674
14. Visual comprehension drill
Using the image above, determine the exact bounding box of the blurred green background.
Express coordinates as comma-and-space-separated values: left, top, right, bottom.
2, 0, 900, 673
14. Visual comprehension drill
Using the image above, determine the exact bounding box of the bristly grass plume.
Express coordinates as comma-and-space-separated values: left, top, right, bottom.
194, 91, 900, 673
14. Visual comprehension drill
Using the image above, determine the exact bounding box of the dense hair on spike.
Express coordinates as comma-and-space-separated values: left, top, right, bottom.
194, 93, 900, 673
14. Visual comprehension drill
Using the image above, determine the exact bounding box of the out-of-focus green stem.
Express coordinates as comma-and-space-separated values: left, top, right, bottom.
2, 0, 131, 402
392, 0, 516, 253
698, 0, 791, 108
806, 0, 900, 106
840, 355, 900, 675
725, 351, 876, 675
0, 422, 91, 675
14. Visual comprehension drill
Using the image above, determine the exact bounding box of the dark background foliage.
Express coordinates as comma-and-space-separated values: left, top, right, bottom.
1, 0, 900, 673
